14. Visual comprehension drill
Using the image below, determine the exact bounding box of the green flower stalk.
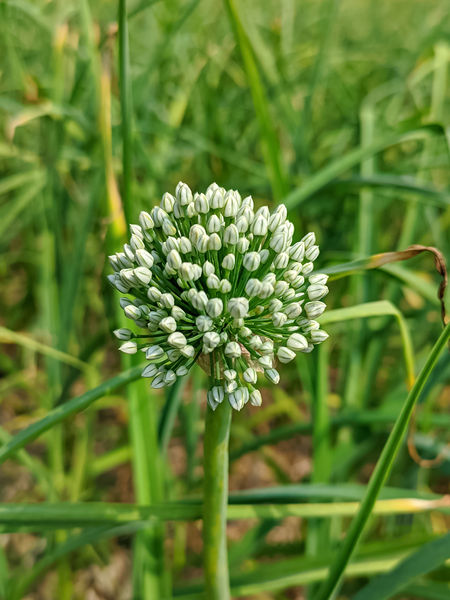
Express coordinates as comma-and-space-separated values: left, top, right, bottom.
108, 182, 329, 410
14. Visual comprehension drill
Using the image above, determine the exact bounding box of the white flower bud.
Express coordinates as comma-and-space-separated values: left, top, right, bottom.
270, 232, 287, 253
258, 282, 274, 299
245, 279, 261, 297
301, 231, 315, 249
130, 234, 144, 251
203, 331, 221, 351
162, 219, 176, 236
219, 279, 232, 294
302, 262, 314, 275
268, 209, 285, 232
177, 182, 193, 206
225, 341, 241, 358
265, 368, 280, 384
260, 340, 274, 355
130, 224, 143, 239
207, 214, 221, 233
108, 275, 129, 293
307, 284, 328, 301
272, 312, 287, 327
167, 349, 181, 362
277, 346, 296, 363
258, 355, 273, 369
222, 254, 235, 270
228, 388, 247, 411
159, 316, 177, 333
168, 332, 187, 348
274, 280, 289, 296
206, 298, 223, 318
195, 192, 209, 214
299, 319, 320, 332
228, 298, 249, 318
172, 306, 186, 320
224, 224, 239, 245
189, 224, 206, 245
236, 216, 249, 233
147, 286, 161, 303
179, 262, 196, 281
287, 333, 308, 351
237, 237, 250, 254
135, 249, 154, 269
124, 304, 141, 320
193, 291, 209, 311
176, 365, 189, 377
252, 214, 268, 236
146, 345, 165, 360
208, 233, 222, 251
259, 249, 270, 264
224, 369, 237, 380
243, 367, 257, 384
310, 329, 329, 344
142, 363, 158, 378
210, 188, 225, 209
119, 341, 137, 354
224, 193, 240, 217
167, 249, 182, 270
139, 211, 154, 230
164, 370, 176, 385
243, 252, 261, 272
207, 390, 219, 411
211, 386, 225, 404
114, 328, 133, 340
284, 302, 303, 319
249, 335, 262, 350
161, 192, 175, 213
203, 261, 215, 277
269, 298, 283, 313
288, 241, 305, 262
196, 315, 213, 332
309, 273, 328, 285
305, 301, 326, 319
180, 345, 195, 358
250, 390, 262, 406
196, 234, 209, 253
179, 237, 192, 254
134, 266, 152, 285
160, 293, 175, 309
151, 373, 167, 389
225, 380, 238, 393
305, 245, 319, 261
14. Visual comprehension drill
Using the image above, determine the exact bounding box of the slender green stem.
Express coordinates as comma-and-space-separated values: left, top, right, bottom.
118, 0, 133, 222
203, 401, 232, 600
314, 322, 450, 600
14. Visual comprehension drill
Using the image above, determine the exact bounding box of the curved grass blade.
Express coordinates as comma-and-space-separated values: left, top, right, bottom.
314, 322, 450, 600
0, 365, 144, 465
319, 300, 415, 388
0, 326, 92, 373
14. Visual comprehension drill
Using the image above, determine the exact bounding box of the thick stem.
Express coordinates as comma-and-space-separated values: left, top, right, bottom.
203, 400, 232, 600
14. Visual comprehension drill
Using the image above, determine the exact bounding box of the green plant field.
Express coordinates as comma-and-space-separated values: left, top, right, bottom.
0, 1, 449, 599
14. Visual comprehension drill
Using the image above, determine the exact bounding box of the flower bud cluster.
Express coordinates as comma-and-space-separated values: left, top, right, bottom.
109, 182, 329, 411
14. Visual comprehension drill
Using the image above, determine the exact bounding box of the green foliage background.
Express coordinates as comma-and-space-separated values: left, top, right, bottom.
0, 0, 449, 599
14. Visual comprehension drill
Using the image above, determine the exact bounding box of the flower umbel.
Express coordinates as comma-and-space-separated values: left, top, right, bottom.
109, 182, 329, 411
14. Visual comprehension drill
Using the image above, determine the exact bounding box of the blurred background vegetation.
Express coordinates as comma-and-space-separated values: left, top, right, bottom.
0, 0, 449, 598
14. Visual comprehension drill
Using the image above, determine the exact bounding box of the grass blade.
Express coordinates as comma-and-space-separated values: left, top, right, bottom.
224, 0, 288, 201
0, 365, 144, 465
352, 533, 450, 600
314, 322, 450, 600
284, 126, 445, 209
